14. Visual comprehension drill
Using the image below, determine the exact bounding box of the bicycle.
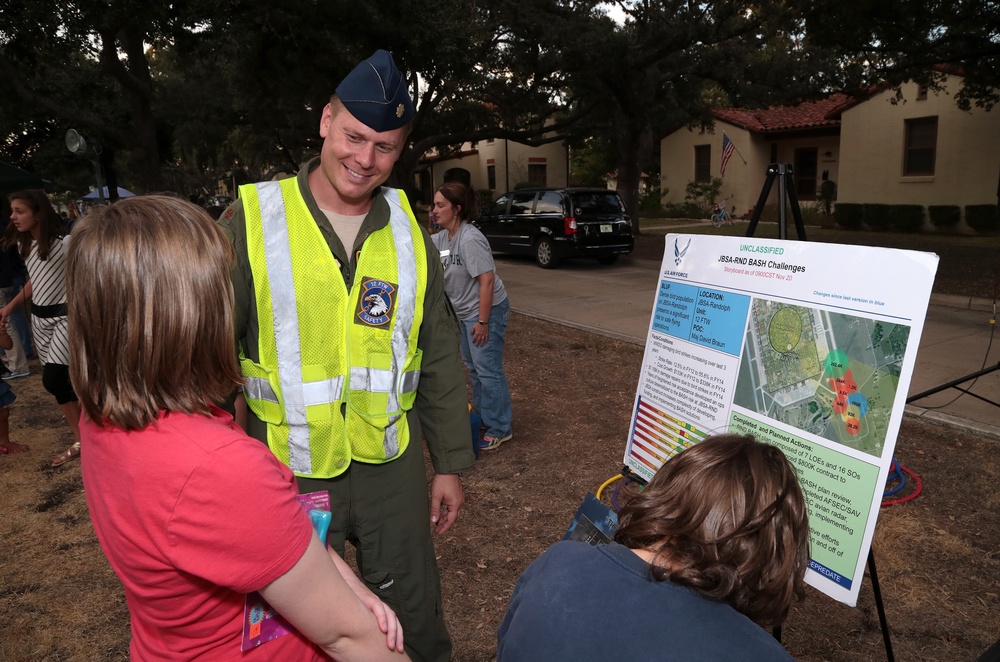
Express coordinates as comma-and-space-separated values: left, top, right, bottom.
711, 195, 734, 228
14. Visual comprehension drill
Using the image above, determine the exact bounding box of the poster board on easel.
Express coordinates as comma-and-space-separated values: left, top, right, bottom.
623, 233, 938, 607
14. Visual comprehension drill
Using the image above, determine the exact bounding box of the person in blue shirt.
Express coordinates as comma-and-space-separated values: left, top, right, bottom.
498, 433, 811, 661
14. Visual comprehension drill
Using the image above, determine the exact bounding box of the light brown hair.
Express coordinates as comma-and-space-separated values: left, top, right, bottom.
67, 195, 243, 430
614, 433, 810, 627
5, 189, 66, 260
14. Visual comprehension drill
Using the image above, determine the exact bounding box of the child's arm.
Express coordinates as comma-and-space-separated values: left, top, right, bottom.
0, 326, 13, 351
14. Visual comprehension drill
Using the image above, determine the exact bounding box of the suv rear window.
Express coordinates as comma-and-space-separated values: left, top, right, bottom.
534, 191, 563, 214
510, 192, 536, 215
571, 192, 623, 215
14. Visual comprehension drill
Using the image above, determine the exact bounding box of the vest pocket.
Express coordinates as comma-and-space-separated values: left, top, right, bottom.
239, 357, 285, 425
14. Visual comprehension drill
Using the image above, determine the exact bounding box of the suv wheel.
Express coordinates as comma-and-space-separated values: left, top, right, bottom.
596, 254, 619, 265
534, 237, 558, 269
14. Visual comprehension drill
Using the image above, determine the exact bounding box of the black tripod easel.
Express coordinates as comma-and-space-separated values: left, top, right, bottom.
748, 163, 895, 662
906, 362, 1000, 408
745, 163, 809, 241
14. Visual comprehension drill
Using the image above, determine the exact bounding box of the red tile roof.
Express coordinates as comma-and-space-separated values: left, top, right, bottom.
712, 93, 860, 132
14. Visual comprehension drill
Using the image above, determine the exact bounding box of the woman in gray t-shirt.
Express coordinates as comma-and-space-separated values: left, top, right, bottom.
430, 183, 513, 451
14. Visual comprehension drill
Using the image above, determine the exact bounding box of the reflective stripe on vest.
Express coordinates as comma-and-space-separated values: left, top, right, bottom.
240, 179, 425, 477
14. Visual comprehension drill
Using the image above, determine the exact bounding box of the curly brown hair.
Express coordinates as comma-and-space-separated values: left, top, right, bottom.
613, 433, 810, 627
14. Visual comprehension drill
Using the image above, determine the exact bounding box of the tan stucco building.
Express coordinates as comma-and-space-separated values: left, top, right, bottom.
839, 76, 1000, 208
660, 73, 999, 220
415, 138, 569, 204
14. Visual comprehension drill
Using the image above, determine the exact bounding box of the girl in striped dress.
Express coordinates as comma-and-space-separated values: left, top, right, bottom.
2, 190, 81, 466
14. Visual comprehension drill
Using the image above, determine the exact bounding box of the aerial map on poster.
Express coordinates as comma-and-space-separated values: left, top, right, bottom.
623, 234, 938, 606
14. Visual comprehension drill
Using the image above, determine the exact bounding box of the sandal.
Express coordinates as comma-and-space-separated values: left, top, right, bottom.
51, 442, 81, 467
0, 441, 28, 454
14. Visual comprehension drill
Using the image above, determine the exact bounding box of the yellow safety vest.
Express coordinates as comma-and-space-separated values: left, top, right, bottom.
239, 178, 427, 478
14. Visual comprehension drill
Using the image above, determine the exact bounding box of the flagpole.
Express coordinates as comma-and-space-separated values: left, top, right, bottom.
724, 131, 748, 165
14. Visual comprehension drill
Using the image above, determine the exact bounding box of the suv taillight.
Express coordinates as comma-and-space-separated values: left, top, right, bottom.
564, 217, 577, 235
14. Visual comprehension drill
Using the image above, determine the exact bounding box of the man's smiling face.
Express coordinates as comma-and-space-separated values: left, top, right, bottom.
313, 99, 408, 215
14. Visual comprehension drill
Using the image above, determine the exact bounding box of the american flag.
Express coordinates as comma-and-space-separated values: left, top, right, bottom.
720, 133, 736, 176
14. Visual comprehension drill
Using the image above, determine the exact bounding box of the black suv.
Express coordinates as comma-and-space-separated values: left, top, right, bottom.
474, 187, 634, 268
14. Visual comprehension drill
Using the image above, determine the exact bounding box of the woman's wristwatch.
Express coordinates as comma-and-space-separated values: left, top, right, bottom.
477, 320, 488, 326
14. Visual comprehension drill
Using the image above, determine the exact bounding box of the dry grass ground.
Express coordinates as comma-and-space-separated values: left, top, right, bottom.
1, 224, 999, 661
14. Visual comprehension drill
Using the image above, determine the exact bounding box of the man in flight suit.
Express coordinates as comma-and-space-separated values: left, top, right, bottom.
219, 50, 474, 662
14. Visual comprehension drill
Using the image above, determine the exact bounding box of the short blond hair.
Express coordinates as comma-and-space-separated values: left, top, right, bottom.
67, 196, 244, 430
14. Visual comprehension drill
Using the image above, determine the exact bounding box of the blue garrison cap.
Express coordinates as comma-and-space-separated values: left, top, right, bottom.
335, 49, 415, 132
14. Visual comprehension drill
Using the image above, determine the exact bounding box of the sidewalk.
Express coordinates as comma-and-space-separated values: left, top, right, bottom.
496, 253, 1000, 440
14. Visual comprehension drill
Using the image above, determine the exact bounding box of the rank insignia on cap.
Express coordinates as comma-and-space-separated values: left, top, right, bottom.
335, 49, 415, 132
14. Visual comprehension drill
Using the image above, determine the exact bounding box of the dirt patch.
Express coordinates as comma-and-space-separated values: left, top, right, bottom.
2, 313, 999, 661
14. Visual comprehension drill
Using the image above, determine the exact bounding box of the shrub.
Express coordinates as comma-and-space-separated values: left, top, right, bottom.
835, 203, 864, 229
965, 205, 1000, 233
928, 205, 961, 229
862, 203, 892, 230
888, 204, 925, 232
475, 189, 496, 216
639, 187, 665, 217
684, 177, 722, 215
660, 202, 706, 219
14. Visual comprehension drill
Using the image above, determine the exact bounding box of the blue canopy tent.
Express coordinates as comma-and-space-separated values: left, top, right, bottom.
82, 186, 135, 200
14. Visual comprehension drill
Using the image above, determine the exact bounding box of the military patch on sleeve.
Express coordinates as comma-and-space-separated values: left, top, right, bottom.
356, 277, 396, 327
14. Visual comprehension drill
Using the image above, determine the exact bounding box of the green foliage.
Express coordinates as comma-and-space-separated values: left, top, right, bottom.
964, 205, 1000, 233
888, 204, 925, 232
569, 138, 616, 188
835, 203, 864, 229
928, 205, 961, 229
639, 187, 665, 217
803, 0, 1000, 111
684, 178, 722, 215
475, 189, 496, 217
863, 203, 892, 231
660, 202, 707, 219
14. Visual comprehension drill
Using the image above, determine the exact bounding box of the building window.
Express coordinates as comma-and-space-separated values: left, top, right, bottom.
916, 85, 928, 101
487, 164, 496, 190
528, 163, 547, 186
694, 145, 711, 182
904, 117, 937, 176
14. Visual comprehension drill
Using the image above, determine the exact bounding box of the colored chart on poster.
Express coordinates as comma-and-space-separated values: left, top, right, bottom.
733, 298, 910, 458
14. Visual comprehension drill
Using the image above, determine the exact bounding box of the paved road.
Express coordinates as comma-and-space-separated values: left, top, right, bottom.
495, 251, 1000, 439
